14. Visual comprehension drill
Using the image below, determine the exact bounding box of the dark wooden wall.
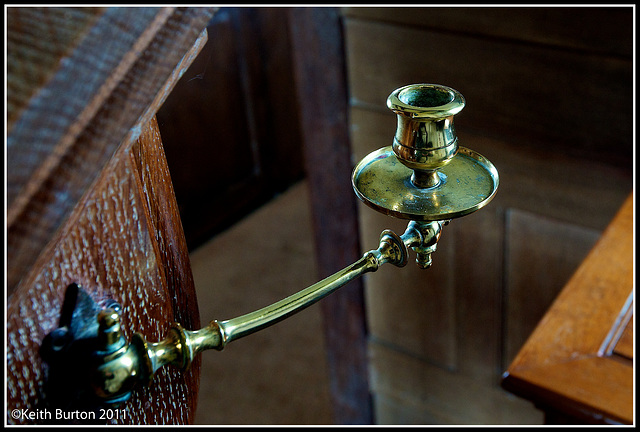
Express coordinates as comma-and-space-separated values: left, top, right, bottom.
157, 8, 305, 249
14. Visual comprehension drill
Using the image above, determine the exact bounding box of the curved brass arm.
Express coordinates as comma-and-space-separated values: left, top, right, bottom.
40, 83, 499, 412
63, 220, 444, 407
141, 221, 439, 372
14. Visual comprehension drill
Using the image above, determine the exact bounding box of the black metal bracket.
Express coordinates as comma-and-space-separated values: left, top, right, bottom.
39, 283, 129, 416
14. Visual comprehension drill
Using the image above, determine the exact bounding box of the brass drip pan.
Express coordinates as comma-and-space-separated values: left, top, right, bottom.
352, 146, 499, 221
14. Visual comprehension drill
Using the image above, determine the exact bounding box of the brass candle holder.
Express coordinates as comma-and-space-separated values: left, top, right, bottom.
353, 83, 498, 221
40, 84, 499, 411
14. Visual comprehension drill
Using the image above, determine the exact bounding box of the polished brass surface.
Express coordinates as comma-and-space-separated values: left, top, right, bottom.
388, 84, 465, 177
40, 83, 499, 410
353, 83, 499, 220
353, 146, 498, 221
406, 220, 446, 269
156, 227, 414, 369
91, 308, 153, 402
43, 219, 445, 405
144, 220, 445, 374
91, 334, 149, 401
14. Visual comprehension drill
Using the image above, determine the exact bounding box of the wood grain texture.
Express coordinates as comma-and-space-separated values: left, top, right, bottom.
7, 6, 215, 294
447, 206, 504, 383
502, 193, 634, 424
7, 117, 201, 425
341, 7, 633, 58
6, 7, 106, 131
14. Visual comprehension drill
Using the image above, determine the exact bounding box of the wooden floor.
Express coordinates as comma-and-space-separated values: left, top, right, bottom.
189, 181, 334, 425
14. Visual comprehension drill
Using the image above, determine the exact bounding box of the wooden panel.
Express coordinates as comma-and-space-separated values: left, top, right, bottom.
7, 7, 215, 294
343, 7, 633, 424
509, 357, 632, 424
7, 117, 201, 424
362, 207, 504, 382
156, 7, 305, 249
502, 194, 634, 424
373, 394, 442, 425
360, 206, 457, 369
156, 10, 257, 247
341, 7, 633, 57
370, 343, 544, 425
233, 8, 305, 189
449, 207, 504, 382
343, 16, 633, 169
504, 209, 600, 365
7, 7, 213, 423
349, 107, 631, 423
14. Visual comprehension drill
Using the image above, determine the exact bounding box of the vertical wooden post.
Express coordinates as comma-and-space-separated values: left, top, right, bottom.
288, 7, 373, 425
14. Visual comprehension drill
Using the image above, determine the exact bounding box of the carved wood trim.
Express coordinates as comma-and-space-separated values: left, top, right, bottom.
7, 7, 215, 294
